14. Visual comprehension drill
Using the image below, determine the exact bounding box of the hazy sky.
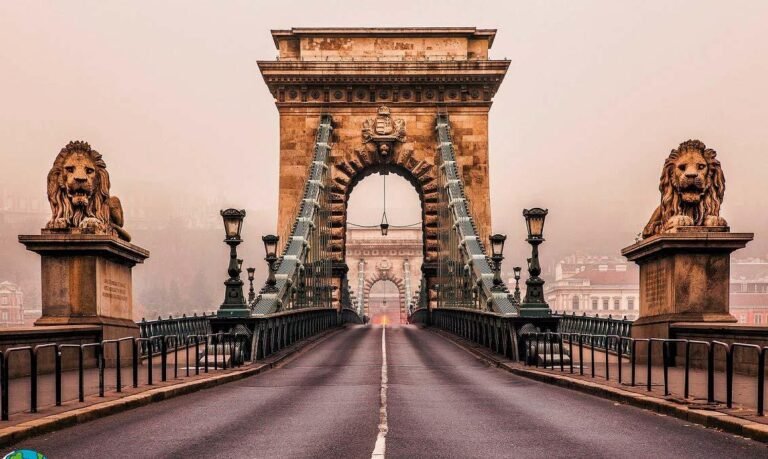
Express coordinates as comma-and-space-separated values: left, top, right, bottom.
2, 1, 767, 282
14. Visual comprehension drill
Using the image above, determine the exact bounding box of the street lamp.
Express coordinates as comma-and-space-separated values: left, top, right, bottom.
262, 234, 279, 293
489, 233, 507, 291
246, 267, 256, 303
218, 208, 247, 317
513, 266, 522, 303
520, 208, 550, 317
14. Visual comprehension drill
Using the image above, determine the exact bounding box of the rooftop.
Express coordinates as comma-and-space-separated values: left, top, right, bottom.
270, 27, 497, 48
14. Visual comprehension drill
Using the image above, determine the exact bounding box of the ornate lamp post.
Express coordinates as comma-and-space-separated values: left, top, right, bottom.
513, 266, 522, 303
218, 208, 249, 318
246, 267, 256, 303
520, 208, 551, 317
489, 234, 507, 292
262, 234, 279, 293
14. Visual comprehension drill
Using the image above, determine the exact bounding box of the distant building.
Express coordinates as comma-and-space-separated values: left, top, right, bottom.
541, 255, 768, 324
542, 255, 639, 320
346, 227, 423, 324
730, 258, 768, 325
0, 281, 25, 327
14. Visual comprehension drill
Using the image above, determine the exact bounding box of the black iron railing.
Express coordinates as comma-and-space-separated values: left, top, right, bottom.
554, 312, 632, 353
522, 332, 768, 416
0, 332, 248, 421
431, 308, 557, 361
138, 313, 214, 356
249, 308, 338, 360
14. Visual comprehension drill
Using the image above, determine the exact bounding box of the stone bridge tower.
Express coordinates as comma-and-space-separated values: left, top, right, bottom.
258, 27, 509, 279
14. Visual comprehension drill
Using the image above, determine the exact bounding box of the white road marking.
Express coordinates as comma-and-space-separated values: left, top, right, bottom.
371, 325, 388, 458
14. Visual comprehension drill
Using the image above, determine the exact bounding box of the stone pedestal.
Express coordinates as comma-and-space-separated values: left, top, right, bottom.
621, 228, 752, 340
19, 233, 150, 340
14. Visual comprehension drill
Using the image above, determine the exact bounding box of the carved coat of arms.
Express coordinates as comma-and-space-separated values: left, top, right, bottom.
362, 106, 406, 156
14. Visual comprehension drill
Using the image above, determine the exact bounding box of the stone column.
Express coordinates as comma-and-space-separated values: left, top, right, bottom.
622, 228, 752, 340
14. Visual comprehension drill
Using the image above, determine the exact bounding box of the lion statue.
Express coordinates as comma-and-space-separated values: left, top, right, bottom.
45, 141, 130, 241
642, 139, 726, 238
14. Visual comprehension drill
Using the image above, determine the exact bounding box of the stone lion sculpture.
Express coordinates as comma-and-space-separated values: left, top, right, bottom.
642, 139, 726, 238
45, 141, 130, 241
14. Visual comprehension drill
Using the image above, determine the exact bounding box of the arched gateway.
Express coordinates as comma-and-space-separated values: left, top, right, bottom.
258, 28, 509, 306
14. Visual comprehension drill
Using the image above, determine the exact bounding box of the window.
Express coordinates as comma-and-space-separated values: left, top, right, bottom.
602, 298, 609, 310
627, 297, 635, 310
591, 298, 598, 310
572, 296, 579, 310
0, 297, 7, 305
738, 315, 747, 324
0, 311, 7, 321
756, 314, 763, 325
614, 298, 620, 310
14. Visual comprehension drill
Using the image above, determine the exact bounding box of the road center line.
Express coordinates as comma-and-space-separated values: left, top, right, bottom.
371, 325, 388, 458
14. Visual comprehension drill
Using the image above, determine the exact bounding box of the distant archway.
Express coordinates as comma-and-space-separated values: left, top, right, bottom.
366, 278, 403, 325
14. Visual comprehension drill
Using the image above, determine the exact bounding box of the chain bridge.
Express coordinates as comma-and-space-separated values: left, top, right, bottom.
5, 28, 768, 458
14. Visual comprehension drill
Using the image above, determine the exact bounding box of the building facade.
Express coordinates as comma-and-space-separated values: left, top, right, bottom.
730, 258, 768, 325
0, 281, 25, 327
543, 255, 639, 320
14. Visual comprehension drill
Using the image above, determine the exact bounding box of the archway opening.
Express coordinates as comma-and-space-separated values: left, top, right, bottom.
368, 280, 401, 325
345, 171, 423, 324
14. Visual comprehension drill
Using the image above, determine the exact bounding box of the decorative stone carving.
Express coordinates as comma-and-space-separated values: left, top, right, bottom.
45, 141, 131, 241
362, 106, 406, 156
642, 140, 727, 238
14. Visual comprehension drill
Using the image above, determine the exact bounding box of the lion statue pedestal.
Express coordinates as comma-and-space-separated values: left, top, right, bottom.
622, 139, 753, 341
18, 141, 149, 342
19, 233, 149, 340
622, 228, 752, 340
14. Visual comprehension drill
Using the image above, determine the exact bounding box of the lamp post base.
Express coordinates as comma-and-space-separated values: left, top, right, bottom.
518, 304, 551, 318
217, 307, 252, 318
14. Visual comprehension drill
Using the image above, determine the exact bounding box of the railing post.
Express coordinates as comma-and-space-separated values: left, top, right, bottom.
647, 339, 653, 392
115, 341, 122, 393
132, 338, 139, 388
78, 346, 85, 402
707, 344, 715, 404
31, 348, 38, 412
161, 337, 167, 382
0, 352, 7, 421
55, 347, 62, 406
98, 345, 105, 397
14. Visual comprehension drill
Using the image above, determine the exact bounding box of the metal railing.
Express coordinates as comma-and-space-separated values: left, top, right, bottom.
432, 308, 523, 360
138, 313, 213, 356
522, 332, 768, 416
0, 332, 249, 421
553, 312, 633, 353
250, 308, 338, 360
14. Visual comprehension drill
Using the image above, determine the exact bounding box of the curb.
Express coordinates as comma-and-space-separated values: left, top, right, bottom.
0, 325, 346, 448
431, 328, 768, 444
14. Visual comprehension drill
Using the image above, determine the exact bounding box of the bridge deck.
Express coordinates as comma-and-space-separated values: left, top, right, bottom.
18, 325, 765, 457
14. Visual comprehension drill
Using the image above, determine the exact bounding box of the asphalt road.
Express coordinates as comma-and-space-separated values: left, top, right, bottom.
16, 325, 767, 458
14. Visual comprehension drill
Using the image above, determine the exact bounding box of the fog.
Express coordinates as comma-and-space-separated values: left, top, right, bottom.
1, 1, 767, 317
